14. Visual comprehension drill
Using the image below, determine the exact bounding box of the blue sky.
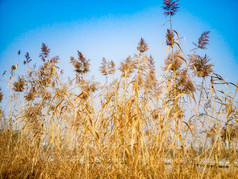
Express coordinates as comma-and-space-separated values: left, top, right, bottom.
0, 0, 238, 85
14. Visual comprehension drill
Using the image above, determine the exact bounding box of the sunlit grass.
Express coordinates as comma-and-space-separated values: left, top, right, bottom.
0, 0, 238, 178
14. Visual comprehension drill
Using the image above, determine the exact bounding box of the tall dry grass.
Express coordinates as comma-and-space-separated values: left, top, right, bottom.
0, 0, 238, 178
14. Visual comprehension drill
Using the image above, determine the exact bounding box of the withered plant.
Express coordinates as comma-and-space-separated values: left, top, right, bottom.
0, 1, 237, 178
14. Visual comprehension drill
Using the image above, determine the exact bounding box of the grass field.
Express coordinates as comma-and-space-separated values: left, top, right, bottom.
0, 0, 238, 178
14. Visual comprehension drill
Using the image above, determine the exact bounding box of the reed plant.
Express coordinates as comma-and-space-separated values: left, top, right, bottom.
0, 0, 237, 178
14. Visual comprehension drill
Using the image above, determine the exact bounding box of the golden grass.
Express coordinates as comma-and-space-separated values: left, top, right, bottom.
0, 1, 238, 178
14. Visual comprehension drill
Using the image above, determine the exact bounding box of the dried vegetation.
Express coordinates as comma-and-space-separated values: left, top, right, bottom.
0, 0, 238, 178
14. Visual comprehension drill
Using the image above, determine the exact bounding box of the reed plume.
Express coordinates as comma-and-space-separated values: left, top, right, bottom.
0, 88, 3, 103
162, 0, 180, 16
24, 52, 32, 65
189, 54, 213, 77
39, 43, 50, 62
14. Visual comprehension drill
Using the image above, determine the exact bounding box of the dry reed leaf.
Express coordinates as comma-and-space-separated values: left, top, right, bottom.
175, 92, 185, 99
165, 46, 170, 57
166, 64, 173, 72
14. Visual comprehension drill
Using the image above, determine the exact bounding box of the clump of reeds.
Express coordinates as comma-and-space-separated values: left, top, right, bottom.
0, 0, 238, 178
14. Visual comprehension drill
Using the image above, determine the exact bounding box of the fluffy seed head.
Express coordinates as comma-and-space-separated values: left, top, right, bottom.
162, 0, 180, 16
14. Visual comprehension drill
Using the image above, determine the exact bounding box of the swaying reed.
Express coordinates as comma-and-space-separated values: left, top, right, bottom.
0, 0, 237, 178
